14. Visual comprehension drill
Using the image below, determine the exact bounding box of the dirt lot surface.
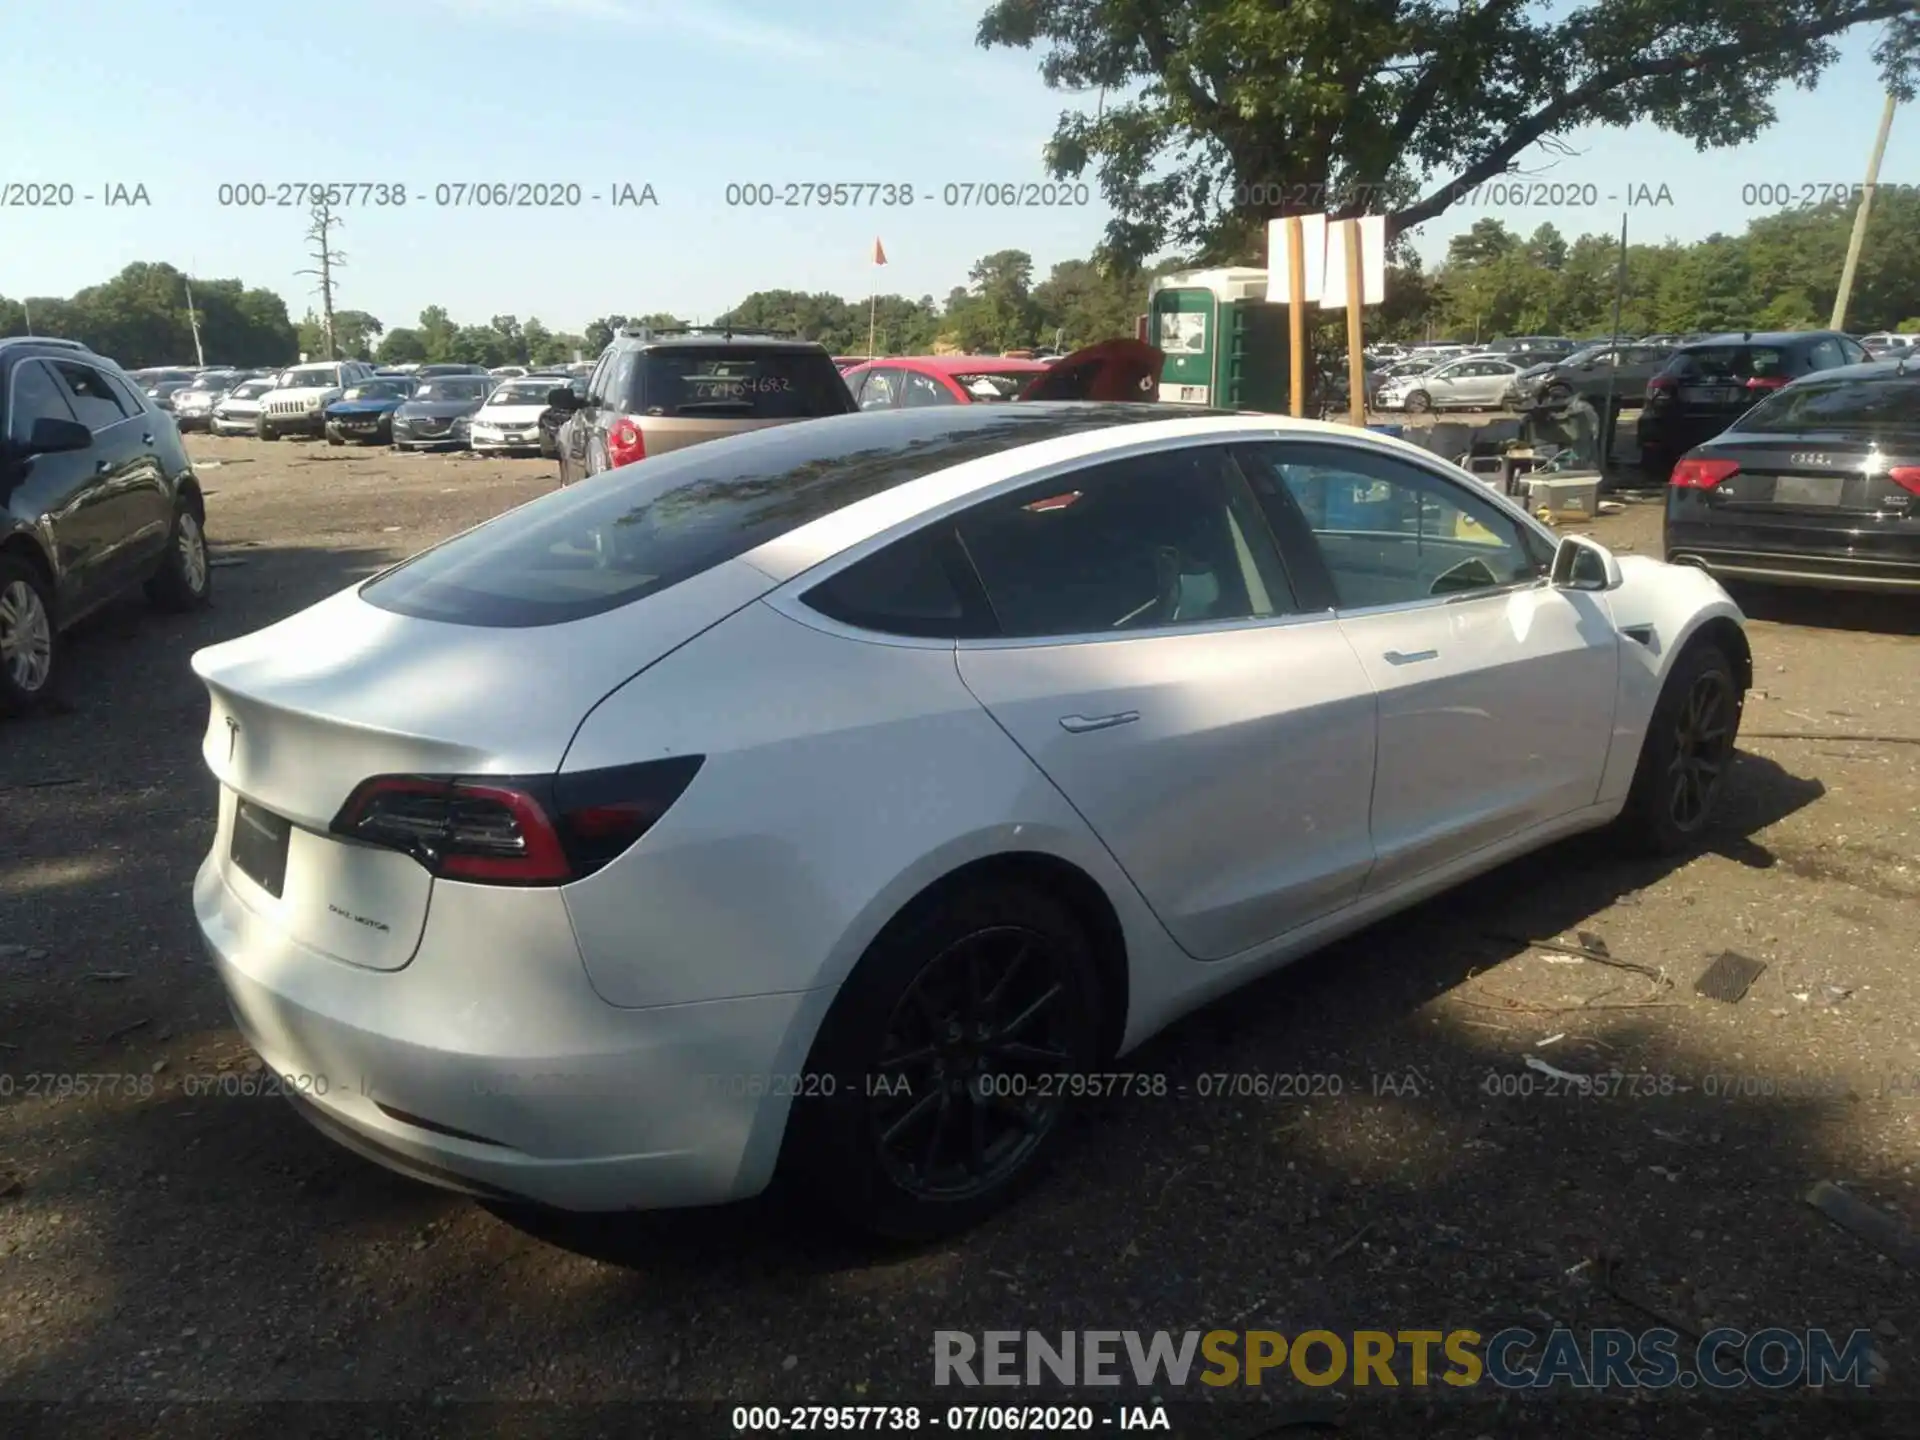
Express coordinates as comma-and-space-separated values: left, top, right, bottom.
4, 430, 1920, 1438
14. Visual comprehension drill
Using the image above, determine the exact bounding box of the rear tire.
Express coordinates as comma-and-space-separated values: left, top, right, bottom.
783, 880, 1102, 1241
145, 498, 212, 613
0, 554, 60, 716
1616, 640, 1743, 855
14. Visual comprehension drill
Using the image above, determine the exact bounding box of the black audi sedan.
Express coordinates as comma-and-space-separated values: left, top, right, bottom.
389, 374, 494, 450
1663, 359, 1920, 593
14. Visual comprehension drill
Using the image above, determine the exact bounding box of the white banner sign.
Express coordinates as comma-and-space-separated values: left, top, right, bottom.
1320, 215, 1388, 308
1266, 214, 1327, 304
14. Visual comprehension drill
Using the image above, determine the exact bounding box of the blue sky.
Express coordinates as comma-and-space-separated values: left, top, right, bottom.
1, 0, 1909, 335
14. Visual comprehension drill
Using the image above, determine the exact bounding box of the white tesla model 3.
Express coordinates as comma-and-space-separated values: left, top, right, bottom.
191, 403, 1749, 1237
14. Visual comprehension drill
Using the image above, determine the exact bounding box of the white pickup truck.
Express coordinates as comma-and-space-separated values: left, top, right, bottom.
255, 360, 376, 439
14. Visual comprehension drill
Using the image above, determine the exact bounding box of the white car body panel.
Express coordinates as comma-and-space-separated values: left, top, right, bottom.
1335, 583, 1618, 892
469, 401, 548, 451
189, 410, 1749, 1213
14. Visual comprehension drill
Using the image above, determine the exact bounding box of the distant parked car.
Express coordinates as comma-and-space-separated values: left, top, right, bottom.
136, 368, 200, 413
470, 378, 557, 456
323, 378, 417, 446
413, 363, 491, 378
1, 337, 210, 713
488, 365, 529, 379
209, 377, 278, 436
257, 361, 378, 440
841, 355, 1049, 410
1375, 356, 1526, 413
390, 374, 494, 450
551, 331, 856, 483
1664, 359, 1920, 593
171, 370, 246, 432
1486, 336, 1578, 364
1861, 332, 1918, 359
1508, 341, 1675, 410
1637, 331, 1871, 479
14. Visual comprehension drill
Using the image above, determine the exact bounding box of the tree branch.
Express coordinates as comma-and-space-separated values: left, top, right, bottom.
1383, 0, 1531, 161
1387, 2, 1913, 237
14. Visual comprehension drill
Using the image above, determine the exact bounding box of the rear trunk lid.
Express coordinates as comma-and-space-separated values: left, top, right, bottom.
192, 558, 773, 969
1705, 436, 1920, 514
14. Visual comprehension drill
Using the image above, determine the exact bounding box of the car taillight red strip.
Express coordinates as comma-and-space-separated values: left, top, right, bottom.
1889, 466, 1920, 497
330, 757, 704, 886
607, 416, 647, 469
1745, 377, 1787, 391
1670, 458, 1740, 489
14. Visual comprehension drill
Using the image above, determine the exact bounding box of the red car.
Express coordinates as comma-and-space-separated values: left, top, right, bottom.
841, 355, 1052, 409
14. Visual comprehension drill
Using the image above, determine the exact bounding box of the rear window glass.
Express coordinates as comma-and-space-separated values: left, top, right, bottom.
950, 372, 1033, 402
489, 381, 558, 405
1736, 376, 1920, 436
1668, 347, 1788, 381
359, 404, 1181, 627
632, 347, 853, 419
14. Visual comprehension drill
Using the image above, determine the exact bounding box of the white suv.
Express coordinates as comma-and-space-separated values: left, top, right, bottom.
256, 361, 375, 439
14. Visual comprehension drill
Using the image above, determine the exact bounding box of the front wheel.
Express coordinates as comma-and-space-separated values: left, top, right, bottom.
145, 500, 212, 612
257, 418, 279, 441
325, 424, 344, 446
783, 881, 1102, 1240
1403, 390, 1432, 414
1616, 640, 1743, 854
0, 555, 60, 715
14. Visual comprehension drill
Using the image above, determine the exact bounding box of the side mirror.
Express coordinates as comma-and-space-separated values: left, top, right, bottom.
22, 416, 93, 457
547, 386, 583, 411
1551, 533, 1623, 592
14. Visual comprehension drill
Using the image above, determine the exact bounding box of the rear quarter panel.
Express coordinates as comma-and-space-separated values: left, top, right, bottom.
1593, 555, 1748, 807
556, 600, 1182, 1015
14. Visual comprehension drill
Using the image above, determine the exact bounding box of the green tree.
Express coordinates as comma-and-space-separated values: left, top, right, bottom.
977, 0, 1920, 264
376, 327, 428, 364
0, 262, 295, 367
583, 314, 631, 352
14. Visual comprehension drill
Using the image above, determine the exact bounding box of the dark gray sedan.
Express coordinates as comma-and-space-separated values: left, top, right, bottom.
389, 375, 494, 450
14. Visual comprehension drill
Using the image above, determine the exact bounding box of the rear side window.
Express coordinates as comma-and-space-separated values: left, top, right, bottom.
1671, 347, 1787, 381
632, 347, 854, 419
1737, 377, 1920, 437
803, 528, 994, 638
361, 405, 1173, 627
49, 360, 129, 430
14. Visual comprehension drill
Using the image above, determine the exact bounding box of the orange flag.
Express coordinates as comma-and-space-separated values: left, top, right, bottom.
873, 237, 888, 266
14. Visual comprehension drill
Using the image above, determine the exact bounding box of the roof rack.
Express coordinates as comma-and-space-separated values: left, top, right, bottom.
617, 323, 801, 342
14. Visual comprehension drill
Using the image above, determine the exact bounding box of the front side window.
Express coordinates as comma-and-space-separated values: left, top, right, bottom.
857, 368, 902, 410
49, 360, 130, 430
6, 360, 80, 446
1238, 443, 1545, 611
952, 446, 1299, 639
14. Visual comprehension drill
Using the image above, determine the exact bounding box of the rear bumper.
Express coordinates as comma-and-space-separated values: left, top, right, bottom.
1666, 507, 1920, 593
193, 847, 832, 1211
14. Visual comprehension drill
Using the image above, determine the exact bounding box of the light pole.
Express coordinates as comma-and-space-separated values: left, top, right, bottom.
1831, 91, 1898, 332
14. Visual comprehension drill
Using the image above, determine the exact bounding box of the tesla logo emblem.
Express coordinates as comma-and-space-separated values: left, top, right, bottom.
1790, 453, 1834, 466
225, 716, 240, 763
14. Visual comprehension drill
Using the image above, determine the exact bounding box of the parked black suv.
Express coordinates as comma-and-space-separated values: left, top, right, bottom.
550, 327, 856, 484
1637, 331, 1870, 479
1, 338, 210, 713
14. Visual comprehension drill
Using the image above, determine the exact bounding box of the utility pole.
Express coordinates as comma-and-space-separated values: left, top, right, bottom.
297, 200, 346, 359
1831, 91, 1898, 332
21, 299, 31, 335
184, 275, 206, 367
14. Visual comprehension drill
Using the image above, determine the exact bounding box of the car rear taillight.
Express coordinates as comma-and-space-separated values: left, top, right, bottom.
1645, 375, 1676, 405
1745, 377, 1787, 391
1889, 466, 1920, 497
607, 415, 647, 468
330, 757, 704, 886
1670, 457, 1740, 489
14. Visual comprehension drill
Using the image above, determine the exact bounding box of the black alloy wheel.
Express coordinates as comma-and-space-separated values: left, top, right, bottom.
1666, 665, 1735, 833
868, 924, 1076, 1202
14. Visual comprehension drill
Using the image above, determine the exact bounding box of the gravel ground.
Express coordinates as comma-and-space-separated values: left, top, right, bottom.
3, 430, 1919, 1439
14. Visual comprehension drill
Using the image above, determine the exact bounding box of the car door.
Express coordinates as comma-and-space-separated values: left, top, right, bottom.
42, 358, 161, 599
568, 352, 612, 479
1238, 440, 1619, 895
98, 367, 174, 558
3, 358, 102, 613
951, 443, 1379, 960
1463, 362, 1512, 407
1424, 363, 1463, 406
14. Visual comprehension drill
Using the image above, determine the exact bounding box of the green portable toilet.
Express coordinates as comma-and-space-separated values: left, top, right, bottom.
1146, 268, 1293, 412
